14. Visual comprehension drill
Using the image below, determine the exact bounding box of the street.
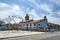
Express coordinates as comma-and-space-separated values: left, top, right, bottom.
0, 32, 60, 40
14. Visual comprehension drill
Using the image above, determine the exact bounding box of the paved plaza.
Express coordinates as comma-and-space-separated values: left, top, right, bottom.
0, 30, 45, 38
0, 31, 60, 40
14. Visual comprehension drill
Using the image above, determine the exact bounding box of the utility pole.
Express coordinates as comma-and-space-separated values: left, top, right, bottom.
8, 16, 10, 31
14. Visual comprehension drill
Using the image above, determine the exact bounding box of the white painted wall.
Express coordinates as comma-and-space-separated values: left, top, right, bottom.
38, 20, 48, 30
19, 20, 48, 30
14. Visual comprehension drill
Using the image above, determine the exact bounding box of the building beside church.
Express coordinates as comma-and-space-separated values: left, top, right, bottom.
0, 20, 6, 30
48, 23, 60, 31
18, 14, 48, 31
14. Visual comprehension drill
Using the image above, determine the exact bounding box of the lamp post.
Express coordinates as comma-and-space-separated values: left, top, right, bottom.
8, 16, 10, 30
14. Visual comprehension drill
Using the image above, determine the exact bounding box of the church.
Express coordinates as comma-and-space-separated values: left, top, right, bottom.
18, 14, 48, 31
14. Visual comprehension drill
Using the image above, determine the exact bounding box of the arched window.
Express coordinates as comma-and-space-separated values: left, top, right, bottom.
39, 24, 40, 26
30, 24, 31, 26
34, 24, 35, 26
26, 24, 28, 26
34, 27, 35, 29
26, 27, 28, 30
0, 24, 2, 26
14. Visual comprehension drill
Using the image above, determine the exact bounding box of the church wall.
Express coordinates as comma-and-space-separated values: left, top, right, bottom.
19, 23, 38, 30
37, 20, 48, 30
19, 19, 48, 30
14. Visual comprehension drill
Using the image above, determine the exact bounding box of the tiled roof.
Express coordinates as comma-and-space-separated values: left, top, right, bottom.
19, 19, 45, 24
29, 20, 40, 23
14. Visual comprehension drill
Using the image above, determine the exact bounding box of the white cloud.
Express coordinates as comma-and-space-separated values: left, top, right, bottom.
55, 10, 60, 16
0, 3, 24, 23
0, 1, 60, 25
0, 3, 10, 7
39, 13, 60, 25
47, 15, 60, 25
49, 0, 60, 6
28, 0, 53, 14
19, 0, 26, 2
0, 3, 24, 17
28, 9, 40, 20
40, 4, 53, 13
11, 5, 20, 11
19, 0, 60, 25
28, 9, 60, 25
28, 0, 40, 7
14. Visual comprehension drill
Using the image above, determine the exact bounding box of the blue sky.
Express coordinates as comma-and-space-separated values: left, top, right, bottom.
0, 0, 60, 25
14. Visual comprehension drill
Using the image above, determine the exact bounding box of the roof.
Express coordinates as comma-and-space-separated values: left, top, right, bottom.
29, 20, 40, 23
19, 19, 45, 24
48, 23, 60, 26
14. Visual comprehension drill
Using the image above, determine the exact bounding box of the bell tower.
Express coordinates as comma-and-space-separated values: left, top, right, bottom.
25, 13, 29, 20
44, 16, 47, 20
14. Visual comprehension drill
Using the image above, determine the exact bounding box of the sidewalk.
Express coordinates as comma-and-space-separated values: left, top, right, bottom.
0, 30, 45, 38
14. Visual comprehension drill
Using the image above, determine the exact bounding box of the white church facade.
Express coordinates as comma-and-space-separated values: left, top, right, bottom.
19, 14, 48, 31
